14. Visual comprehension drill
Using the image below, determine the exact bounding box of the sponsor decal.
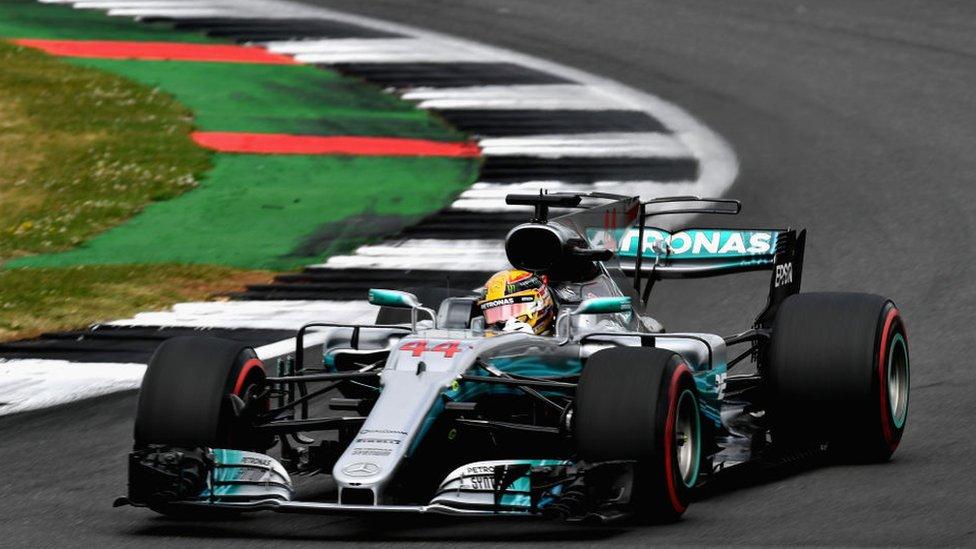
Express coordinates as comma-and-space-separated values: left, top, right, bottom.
235, 469, 271, 482
601, 207, 624, 251
774, 262, 794, 287
506, 274, 543, 294
479, 295, 534, 310
463, 476, 497, 491
342, 462, 382, 476
714, 372, 728, 401
360, 429, 408, 436
587, 228, 777, 259
351, 448, 392, 457
455, 465, 500, 491
355, 437, 402, 445
464, 465, 497, 475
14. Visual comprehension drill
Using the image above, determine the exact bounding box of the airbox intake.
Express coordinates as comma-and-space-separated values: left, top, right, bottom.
505, 223, 568, 272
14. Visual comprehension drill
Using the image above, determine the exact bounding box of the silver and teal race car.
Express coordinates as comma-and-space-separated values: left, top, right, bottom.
117, 192, 909, 523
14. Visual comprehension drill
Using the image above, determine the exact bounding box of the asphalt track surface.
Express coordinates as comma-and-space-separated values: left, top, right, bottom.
3, 0, 975, 546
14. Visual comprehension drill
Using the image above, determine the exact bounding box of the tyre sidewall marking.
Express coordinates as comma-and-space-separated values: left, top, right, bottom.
233, 357, 264, 396
676, 389, 701, 488
876, 306, 901, 450
663, 362, 693, 514
227, 355, 268, 449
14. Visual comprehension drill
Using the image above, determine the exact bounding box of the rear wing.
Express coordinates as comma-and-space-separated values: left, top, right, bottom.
616, 227, 783, 279
612, 226, 805, 323
587, 197, 806, 328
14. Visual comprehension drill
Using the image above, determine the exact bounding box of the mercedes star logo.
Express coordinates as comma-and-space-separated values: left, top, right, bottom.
342, 462, 381, 477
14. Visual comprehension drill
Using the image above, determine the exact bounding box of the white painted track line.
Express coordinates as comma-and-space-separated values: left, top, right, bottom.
266, 39, 486, 64
451, 180, 708, 211
321, 253, 506, 272
400, 85, 623, 111
0, 360, 146, 416
314, 239, 508, 271
478, 133, 691, 158
107, 300, 378, 330
74, 1, 216, 8
68, 0, 252, 17
106, 8, 227, 17
44, 0, 188, 4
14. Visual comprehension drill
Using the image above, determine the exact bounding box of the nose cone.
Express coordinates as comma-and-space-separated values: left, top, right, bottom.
331, 370, 451, 503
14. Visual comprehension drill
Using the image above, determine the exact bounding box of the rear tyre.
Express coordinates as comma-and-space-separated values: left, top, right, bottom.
767, 292, 909, 462
575, 347, 702, 523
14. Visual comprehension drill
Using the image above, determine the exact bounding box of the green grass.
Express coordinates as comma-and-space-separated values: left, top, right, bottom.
11, 154, 478, 270
0, 265, 271, 341
0, 41, 210, 260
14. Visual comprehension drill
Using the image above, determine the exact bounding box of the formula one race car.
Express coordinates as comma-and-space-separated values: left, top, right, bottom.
117, 193, 909, 523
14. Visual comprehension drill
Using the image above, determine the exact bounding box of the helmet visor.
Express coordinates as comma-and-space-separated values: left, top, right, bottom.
480, 295, 536, 326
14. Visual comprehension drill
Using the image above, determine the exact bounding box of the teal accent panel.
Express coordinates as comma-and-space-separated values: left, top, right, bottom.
202, 449, 244, 499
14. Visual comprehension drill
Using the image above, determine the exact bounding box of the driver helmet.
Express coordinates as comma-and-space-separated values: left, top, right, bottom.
478, 270, 555, 335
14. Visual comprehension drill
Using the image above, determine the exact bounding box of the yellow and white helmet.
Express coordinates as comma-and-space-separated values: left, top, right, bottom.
478, 270, 555, 335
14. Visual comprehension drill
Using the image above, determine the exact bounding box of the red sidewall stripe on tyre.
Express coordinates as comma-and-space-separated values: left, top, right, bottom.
233, 358, 264, 396
664, 362, 692, 514
877, 306, 900, 451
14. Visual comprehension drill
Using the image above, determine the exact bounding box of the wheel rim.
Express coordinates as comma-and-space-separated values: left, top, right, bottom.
887, 333, 909, 429
226, 357, 270, 449
674, 389, 701, 487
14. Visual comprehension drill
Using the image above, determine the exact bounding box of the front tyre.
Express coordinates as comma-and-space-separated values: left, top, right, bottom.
768, 293, 909, 462
135, 336, 271, 451
575, 348, 702, 522
131, 336, 273, 516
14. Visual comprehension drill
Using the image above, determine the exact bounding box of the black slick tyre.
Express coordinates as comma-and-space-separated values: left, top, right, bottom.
132, 336, 273, 517
767, 292, 909, 462
575, 347, 702, 522
134, 336, 271, 451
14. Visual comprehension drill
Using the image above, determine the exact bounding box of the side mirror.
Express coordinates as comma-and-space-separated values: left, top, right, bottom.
368, 289, 420, 309
368, 289, 436, 331
574, 296, 632, 315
